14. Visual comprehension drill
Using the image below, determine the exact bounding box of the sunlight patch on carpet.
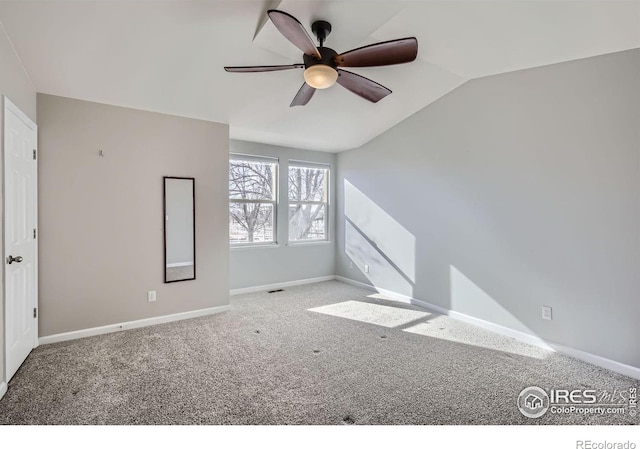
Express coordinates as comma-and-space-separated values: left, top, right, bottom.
309, 300, 430, 328
402, 316, 550, 359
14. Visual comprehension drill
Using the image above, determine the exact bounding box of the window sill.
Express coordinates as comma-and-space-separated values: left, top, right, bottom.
286, 240, 332, 247
231, 243, 280, 251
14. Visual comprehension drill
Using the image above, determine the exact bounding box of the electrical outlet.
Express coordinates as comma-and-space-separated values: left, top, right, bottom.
148, 291, 156, 302
541, 306, 552, 320
349, 261, 354, 269
364, 264, 370, 273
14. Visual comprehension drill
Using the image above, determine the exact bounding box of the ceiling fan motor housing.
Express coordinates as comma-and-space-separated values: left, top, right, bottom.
304, 47, 339, 70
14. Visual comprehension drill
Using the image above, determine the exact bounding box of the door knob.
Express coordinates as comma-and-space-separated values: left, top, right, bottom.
6, 255, 23, 264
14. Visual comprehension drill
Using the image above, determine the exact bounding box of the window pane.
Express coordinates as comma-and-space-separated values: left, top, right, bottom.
230, 202, 274, 243
288, 166, 327, 202
229, 160, 276, 201
289, 204, 326, 241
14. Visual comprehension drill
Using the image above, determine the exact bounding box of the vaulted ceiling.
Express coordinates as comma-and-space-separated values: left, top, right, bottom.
1, 1, 638, 151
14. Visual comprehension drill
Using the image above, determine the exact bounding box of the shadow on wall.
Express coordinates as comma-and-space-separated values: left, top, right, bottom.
343, 178, 548, 349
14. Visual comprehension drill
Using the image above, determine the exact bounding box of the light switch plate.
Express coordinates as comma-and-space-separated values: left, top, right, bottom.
542, 306, 552, 320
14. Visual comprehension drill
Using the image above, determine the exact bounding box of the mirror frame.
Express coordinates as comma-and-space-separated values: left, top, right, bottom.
163, 176, 196, 283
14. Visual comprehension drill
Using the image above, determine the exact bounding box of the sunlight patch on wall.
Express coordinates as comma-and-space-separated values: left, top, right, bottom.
345, 180, 415, 281
309, 300, 430, 328
344, 180, 416, 297
450, 265, 535, 335
345, 221, 415, 298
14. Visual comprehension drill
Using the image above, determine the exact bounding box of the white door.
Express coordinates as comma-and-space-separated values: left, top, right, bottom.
4, 97, 38, 381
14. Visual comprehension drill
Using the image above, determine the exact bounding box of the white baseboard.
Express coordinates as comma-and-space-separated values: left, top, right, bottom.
335, 276, 416, 305
334, 276, 640, 380
334, 275, 379, 292
38, 304, 231, 346
0, 382, 6, 401
230, 275, 335, 296
542, 341, 640, 381
410, 297, 554, 350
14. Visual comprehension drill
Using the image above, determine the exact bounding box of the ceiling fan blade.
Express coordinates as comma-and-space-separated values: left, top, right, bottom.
267, 10, 321, 59
224, 64, 304, 73
335, 37, 418, 68
290, 83, 316, 107
336, 69, 391, 103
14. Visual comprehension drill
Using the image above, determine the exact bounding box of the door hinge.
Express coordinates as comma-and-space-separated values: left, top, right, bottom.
33, 228, 37, 239
33, 308, 37, 318
33, 149, 37, 160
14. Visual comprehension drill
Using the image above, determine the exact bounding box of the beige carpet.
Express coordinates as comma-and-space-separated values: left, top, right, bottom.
0, 281, 636, 425
165, 265, 194, 282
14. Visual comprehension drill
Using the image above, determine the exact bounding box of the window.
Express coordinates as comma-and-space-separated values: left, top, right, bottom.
229, 156, 277, 245
288, 163, 329, 242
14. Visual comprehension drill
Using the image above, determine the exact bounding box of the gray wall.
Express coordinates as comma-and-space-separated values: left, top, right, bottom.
37, 94, 229, 336
0, 23, 36, 387
336, 49, 640, 368
230, 140, 335, 290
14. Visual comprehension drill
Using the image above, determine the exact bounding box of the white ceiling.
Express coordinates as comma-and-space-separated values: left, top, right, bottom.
0, 0, 638, 152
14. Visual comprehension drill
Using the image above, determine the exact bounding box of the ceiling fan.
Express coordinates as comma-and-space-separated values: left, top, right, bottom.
224, 9, 418, 107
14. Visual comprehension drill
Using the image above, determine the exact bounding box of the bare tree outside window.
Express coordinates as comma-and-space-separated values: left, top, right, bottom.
229, 158, 277, 244
288, 165, 328, 241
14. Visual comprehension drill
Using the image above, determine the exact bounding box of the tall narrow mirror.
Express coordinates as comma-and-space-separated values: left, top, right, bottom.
163, 177, 195, 283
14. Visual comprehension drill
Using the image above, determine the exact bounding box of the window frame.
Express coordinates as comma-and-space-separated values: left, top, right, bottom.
287, 161, 330, 244
229, 154, 279, 247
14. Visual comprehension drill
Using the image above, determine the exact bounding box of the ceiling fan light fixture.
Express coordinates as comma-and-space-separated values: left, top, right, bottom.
303, 64, 338, 89
224, 10, 418, 106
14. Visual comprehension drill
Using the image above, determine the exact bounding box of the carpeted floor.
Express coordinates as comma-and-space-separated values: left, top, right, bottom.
0, 281, 637, 425
165, 265, 194, 282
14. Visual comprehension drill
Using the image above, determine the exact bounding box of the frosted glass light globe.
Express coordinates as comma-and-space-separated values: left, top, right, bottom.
303, 65, 338, 89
